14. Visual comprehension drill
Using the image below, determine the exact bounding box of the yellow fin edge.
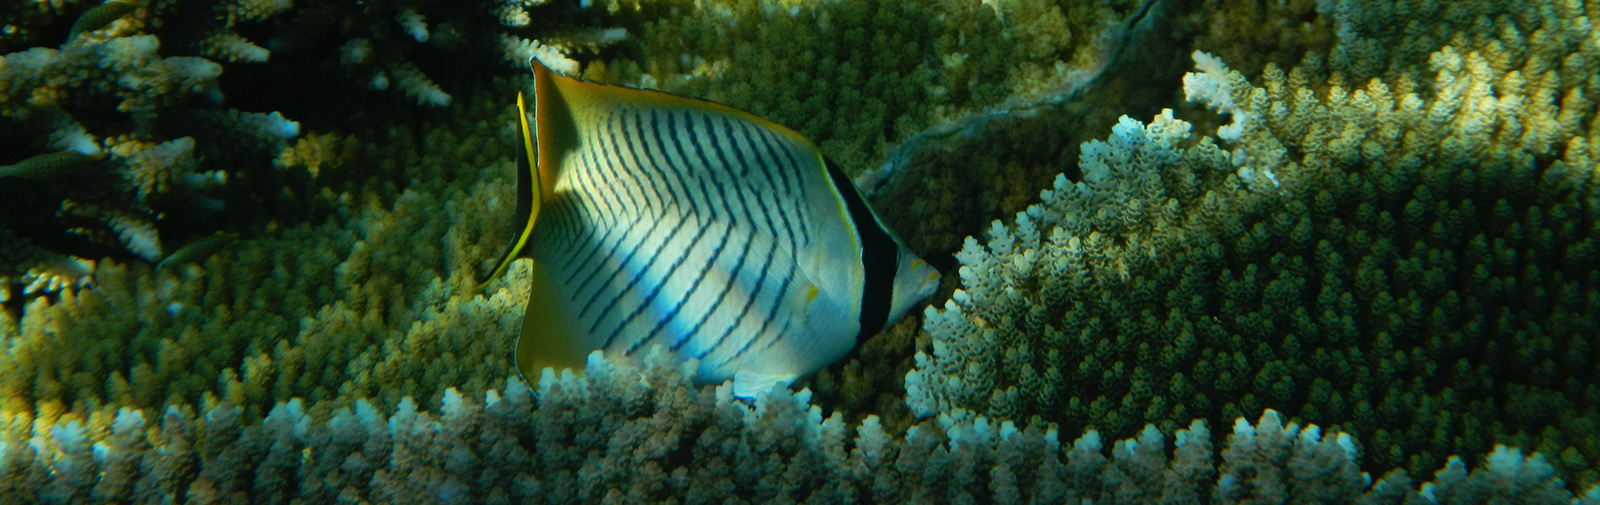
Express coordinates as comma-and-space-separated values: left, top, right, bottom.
483, 92, 542, 285
536, 58, 815, 150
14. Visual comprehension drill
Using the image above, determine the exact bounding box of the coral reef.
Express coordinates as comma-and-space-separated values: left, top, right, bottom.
848, 0, 1197, 274
3, 349, 1597, 504
908, 0, 1600, 486
0, 88, 525, 427
1318, 0, 1599, 92
0, 0, 621, 289
598, 0, 1145, 175
0, 5, 285, 284
1, 0, 1597, 501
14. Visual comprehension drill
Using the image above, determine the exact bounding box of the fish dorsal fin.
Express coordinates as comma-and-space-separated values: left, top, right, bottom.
515, 260, 591, 383
529, 58, 816, 154
531, 59, 580, 202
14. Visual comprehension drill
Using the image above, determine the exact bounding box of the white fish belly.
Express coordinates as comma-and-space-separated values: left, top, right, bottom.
535, 205, 826, 382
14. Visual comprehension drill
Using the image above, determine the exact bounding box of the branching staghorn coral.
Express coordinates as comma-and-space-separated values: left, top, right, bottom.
3, 0, 1598, 502
0, 4, 300, 284
198, 32, 270, 63
594, 0, 1143, 176
0, 0, 617, 287
274, 132, 361, 179
907, 0, 1600, 484
0, 33, 220, 121
0, 88, 522, 432
0, 0, 634, 287
0, 229, 97, 303
1319, 0, 1600, 94
1188, 0, 1336, 81
1, 348, 1596, 504
274, 0, 625, 109
110, 135, 200, 204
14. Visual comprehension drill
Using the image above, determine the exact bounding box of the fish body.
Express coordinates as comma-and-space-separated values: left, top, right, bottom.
487, 60, 940, 397
0, 152, 101, 179
156, 232, 240, 271
68, 1, 137, 41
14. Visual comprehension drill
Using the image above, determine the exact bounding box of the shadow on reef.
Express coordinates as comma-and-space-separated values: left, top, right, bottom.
820, 0, 1201, 436
2, 0, 1598, 500
865, 0, 1600, 491
867, 0, 1198, 276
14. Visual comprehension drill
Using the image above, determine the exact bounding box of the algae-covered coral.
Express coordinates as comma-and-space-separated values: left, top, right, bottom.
0, 87, 525, 424
2, 0, 1599, 502
909, 0, 1600, 488
7, 349, 1600, 504
596, 0, 1146, 174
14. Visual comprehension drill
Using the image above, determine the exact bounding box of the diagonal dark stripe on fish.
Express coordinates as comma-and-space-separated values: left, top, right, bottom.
484, 59, 939, 398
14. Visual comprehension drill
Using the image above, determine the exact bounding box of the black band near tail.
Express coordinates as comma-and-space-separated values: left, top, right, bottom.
823, 159, 896, 338
482, 131, 536, 284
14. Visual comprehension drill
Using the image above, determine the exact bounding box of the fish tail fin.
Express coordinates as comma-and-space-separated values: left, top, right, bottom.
482, 91, 542, 285
515, 260, 590, 384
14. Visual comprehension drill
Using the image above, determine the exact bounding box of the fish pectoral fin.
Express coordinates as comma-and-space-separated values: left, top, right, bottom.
732, 369, 796, 399
759, 235, 858, 347
744, 232, 821, 316
514, 260, 589, 384
723, 234, 813, 401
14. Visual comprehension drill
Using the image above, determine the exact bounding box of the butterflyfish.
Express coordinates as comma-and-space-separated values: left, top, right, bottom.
68, 1, 137, 42
484, 59, 941, 398
156, 232, 240, 271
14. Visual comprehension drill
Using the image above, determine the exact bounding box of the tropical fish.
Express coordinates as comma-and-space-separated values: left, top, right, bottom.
68, 1, 137, 42
0, 152, 101, 179
484, 59, 941, 398
155, 232, 240, 271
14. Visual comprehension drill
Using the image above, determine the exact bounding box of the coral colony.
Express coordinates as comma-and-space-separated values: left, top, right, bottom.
1, 0, 1598, 502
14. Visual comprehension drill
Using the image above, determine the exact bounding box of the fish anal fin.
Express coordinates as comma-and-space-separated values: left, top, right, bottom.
515, 260, 590, 383
743, 232, 827, 331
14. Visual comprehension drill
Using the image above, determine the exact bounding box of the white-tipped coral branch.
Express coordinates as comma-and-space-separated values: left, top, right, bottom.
0, 348, 1593, 504
200, 32, 271, 63
104, 212, 160, 261
230, 0, 294, 23
112, 136, 197, 203
395, 9, 429, 43
48, 123, 101, 156
497, 0, 548, 27
230, 110, 301, 140
338, 38, 372, 66
390, 62, 450, 106
501, 35, 579, 74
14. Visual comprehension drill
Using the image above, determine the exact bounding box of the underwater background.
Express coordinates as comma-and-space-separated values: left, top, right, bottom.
1, 0, 1598, 502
